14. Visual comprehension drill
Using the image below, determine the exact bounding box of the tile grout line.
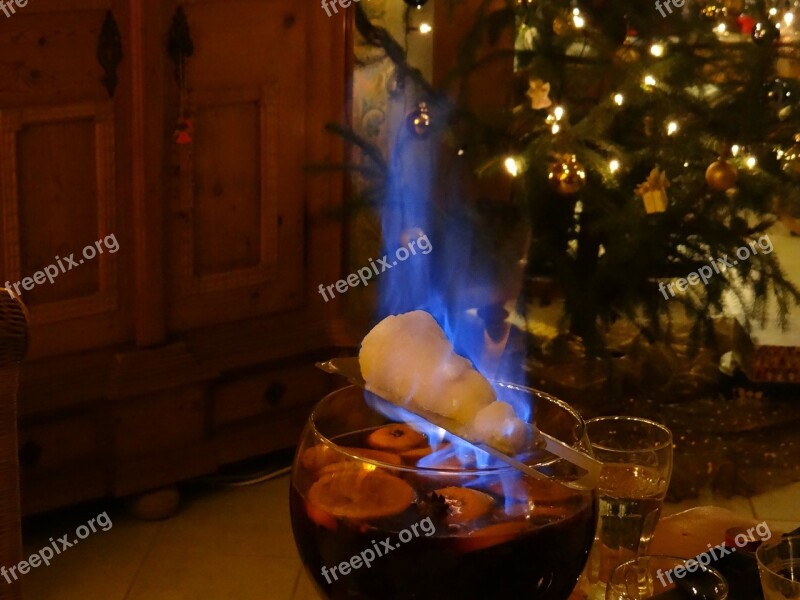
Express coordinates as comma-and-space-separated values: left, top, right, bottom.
747, 495, 758, 520
290, 565, 304, 599
121, 521, 165, 600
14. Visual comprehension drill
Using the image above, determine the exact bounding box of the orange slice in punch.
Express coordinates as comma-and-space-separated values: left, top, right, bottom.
306, 501, 338, 531
367, 424, 426, 452
343, 447, 403, 466
302, 445, 340, 472
317, 451, 402, 479
434, 487, 494, 524
302, 444, 402, 474
399, 445, 434, 462
308, 469, 415, 521
456, 521, 529, 553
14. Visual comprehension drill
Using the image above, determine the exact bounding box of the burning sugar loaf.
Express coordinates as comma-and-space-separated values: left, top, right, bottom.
359, 310, 530, 454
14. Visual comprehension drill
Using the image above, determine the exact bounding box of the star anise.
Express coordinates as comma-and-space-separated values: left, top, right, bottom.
417, 491, 449, 521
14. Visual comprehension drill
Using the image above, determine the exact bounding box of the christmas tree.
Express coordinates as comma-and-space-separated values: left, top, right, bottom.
343, 0, 800, 356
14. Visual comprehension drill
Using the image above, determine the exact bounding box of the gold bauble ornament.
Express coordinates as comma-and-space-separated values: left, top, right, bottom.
548, 154, 586, 195
406, 102, 432, 138
782, 135, 800, 178
705, 159, 738, 191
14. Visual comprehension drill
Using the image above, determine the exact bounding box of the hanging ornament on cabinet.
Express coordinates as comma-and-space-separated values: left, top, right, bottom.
168, 7, 195, 145
407, 102, 432, 138
548, 154, 586, 195
705, 158, 738, 191
636, 168, 670, 213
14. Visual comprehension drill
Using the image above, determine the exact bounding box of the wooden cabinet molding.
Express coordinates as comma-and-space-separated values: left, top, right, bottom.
0, 103, 119, 324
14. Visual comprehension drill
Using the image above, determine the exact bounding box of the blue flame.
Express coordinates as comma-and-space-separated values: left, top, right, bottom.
374, 115, 530, 424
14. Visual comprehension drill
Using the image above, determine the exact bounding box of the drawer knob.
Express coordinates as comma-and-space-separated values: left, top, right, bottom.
263, 382, 287, 407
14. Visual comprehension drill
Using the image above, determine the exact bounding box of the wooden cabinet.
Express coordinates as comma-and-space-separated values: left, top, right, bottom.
0, 0, 350, 514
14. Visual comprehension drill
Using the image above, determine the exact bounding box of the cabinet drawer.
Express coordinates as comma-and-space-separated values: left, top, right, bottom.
19, 411, 109, 515
19, 412, 102, 473
212, 363, 329, 427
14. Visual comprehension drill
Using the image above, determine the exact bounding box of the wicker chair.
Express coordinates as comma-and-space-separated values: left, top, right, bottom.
0, 290, 27, 600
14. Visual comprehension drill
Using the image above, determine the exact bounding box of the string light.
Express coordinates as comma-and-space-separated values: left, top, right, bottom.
667, 121, 679, 136
746, 155, 757, 169
650, 43, 665, 57
731, 144, 741, 156
644, 74, 657, 87
613, 93, 624, 106
419, 23, 432, 34
715, 22, 727, 34
572, 8, 585, 28
784, 12, 795, 26
609, 159, 621, 173
769, 7, 778, 17
546, 106, 565, 134
504, 157, 520, 177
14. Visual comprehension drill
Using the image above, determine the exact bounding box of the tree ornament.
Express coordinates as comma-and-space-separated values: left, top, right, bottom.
403, 0, 429, 7
635, 168, 670, 213
752, 21, 779, 43
614, 44, 640, 65
765, 78, 791, 109
527, 78, 552, 110
406, 102, 431, 138
548, 154, 586, 195
737, 13, 756, 35
781, 135, 800, 178
705, 159, 738, 191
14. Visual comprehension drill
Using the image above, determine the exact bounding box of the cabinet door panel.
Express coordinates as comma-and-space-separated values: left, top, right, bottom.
0, 0, 132, 358
168, 0, 307, 330
193, 99, 264, 275
2, 104, 117, 323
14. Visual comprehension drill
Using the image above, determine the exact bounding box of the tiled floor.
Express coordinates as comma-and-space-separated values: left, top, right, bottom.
19, 474, 800, 600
